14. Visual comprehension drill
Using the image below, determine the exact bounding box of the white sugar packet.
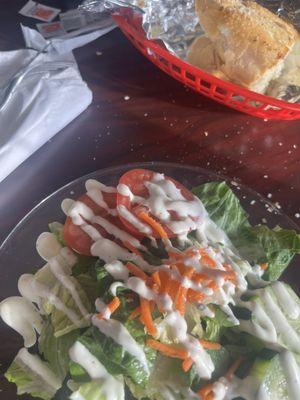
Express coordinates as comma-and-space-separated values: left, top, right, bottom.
19, 0, 61, 22
0, 21, 115, 183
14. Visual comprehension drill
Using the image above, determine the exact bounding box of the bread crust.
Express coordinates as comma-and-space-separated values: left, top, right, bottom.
195, 0, 298, 89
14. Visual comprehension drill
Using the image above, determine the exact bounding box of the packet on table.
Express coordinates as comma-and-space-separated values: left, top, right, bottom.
19, 0, 61, 22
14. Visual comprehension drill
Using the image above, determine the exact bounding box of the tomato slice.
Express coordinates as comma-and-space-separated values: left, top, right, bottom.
117, 169, 196, 238
63, 192, 118, 256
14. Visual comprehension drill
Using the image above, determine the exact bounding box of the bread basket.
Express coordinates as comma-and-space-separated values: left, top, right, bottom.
112, 9, 300, 120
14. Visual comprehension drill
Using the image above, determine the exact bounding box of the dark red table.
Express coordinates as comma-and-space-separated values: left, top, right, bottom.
1, 0, 300, 242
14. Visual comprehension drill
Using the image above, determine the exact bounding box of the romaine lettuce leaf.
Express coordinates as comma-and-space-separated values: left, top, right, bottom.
193, 181, 300, 280
32, 258, 92, 337
202, 306, 236, 342
237, 282, 300, 354
192, 181, 250, 237
126, 355, 198, 400
235, 225, 300, 281
5, 348, 62, 400
39, 320, 80, 379
70, 378, 125, 400
43, 279, 91, 337
48, 222, 65, 246
75, 325, 156, 387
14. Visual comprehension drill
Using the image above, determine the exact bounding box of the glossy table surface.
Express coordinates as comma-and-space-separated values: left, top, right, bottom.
1, 0, 300, 247
0, 1, 300, 397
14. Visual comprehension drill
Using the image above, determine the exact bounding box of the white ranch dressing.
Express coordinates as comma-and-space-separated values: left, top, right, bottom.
280, 350, 300, 400
85, 179, 118, 217
0, 296, 44, 347
48, 257, 89, 319
18, 274, 84, 326
92, 316, 150, 374
117, 173, 207, 236
272, 281, 300, 320
17, 348, 62, 391
65, 199, 145, 251
157, 310, 214, 379
240, 284, 300, 352
95, 298, 111, 320
69, 341, 124, 400
104, 260, 129, 281
36, 232, 62, 261
117, 204, 152, 235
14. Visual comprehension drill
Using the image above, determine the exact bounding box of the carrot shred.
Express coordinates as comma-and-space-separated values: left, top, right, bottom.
126, 262, 149, 282
199, 248, 216, 268
152, 271, 161, 287
140, 297, 157, 336
147, 339, 188, 359
138, 211, 168, 239
260, 263, 268, 270
129, 306, 141, 320
199, 339, 221, 350
225, 357, 243, 380
168, 279, 180, 302
182, 357, 193, 372
97, 297, 120, 320
175, 266, 194, 315
187, 289, 205, 303
206, 280, 218, 291
123, 241, 142, 257
198, 384, 213, 399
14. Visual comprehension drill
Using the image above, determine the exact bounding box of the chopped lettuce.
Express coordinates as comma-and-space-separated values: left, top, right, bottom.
192, 181, 250, 237
202, 306, 236, 342
5, 348, 62, 400
193, 181, 300, 280
48, 222, 65, 246
75, 326, 156, 387
237, 282, 300, 354
126, 355, 197, 400
34, 262, 92, 337
70, 378, 125, 400
38, 321, 80, 380
235, 225, 300, 281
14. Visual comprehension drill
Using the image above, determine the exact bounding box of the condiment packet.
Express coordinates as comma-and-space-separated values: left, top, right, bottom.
36, 21, 66, 38
60, 9, 109, 32
19, 0, 60, 22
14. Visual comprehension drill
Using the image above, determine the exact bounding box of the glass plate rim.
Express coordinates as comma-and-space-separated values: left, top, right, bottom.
1, 161, 299, 253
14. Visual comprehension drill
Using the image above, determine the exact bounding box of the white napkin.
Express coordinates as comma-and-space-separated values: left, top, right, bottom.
0, 22, 115, 183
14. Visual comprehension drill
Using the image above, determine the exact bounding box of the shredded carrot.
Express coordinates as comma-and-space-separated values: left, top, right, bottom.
175, 266, 194, 315
225, 357, 243, 380
260, 263, 268, 270
126, 262, 149, 282
168, 250, 183, 260
198, 384, 213, 399
199, 339, 221, 350
168, 279, 180, 302
147, 339, 188, 359
97, 297, 120, 320
123, 240, 143, 257
199, 248, 216, 268
182, 357, 193, 372
138, 211, 168, 239
140, 297, 157, 336
193, 272, 210, 283
129, 306, 141, 320
206, 280, 218, 291
187, 289, 205, 303
152, 271, 161, 287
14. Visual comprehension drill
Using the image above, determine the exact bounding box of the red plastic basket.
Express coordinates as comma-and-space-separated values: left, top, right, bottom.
113, 10, 300, 120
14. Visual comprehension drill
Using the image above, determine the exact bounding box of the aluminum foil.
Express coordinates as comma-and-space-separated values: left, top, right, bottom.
80, 0, 300, 103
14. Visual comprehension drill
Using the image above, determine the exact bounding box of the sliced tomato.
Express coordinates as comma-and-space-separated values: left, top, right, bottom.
117, 168, 195, 238
63, 192, 119, 256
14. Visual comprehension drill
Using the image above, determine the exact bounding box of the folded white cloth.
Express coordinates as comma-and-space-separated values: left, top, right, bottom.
0, 21, 114, 182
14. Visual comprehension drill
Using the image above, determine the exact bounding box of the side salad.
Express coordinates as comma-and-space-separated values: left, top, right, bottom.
1, 168, 300, 400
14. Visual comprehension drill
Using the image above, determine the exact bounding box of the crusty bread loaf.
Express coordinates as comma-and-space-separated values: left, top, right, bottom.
187, 36, 227, 79
194, 0, 298, 93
